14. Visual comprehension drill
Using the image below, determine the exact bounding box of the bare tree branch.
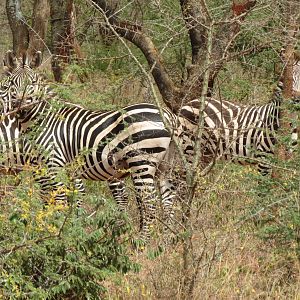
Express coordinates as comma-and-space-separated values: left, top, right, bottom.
210, 0, 257, 84
90, 0, 182, 111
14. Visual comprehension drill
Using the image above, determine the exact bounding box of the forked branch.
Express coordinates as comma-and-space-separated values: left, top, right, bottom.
90, 0, 181, 112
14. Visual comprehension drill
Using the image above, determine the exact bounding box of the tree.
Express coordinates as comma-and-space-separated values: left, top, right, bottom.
275, 1, 300, 163
6, 0, 29, 56
89, 0, 256, 112
6, 0, 49, 57
49, 0, 83, 82
28, 0, 50, 57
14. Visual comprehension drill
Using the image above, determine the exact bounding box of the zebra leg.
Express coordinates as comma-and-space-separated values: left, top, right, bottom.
157, 140, 179, 230
108, 179, 129, 212
36, 175, 68, 206
131, 170, 158, 243
256, 148, 272, 176
257, 163, 271, 176
159, 176, 176, 229
73, 178, 85, 208
35, 174, 85, 208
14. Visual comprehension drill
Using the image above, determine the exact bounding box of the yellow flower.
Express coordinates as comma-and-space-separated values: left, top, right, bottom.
47, 224, 58, 234
27, 188, 33, 197
126, 286, 131, 294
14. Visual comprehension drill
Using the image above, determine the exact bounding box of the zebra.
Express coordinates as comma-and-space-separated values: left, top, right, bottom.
176, 55, 300, 176
0, 113, 86, 205
0, 50, 175, 242
0, 55, 85, 205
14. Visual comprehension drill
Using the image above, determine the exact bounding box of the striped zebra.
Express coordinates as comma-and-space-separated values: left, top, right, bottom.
177, 57, 300, 175
0, 54, 85, 205
0, 50, 175, 242
0, 114, 86, 205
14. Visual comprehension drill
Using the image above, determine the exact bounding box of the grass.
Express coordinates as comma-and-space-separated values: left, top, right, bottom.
2, 166, 299, 299
0, 54, 299, 298
103, 163, 300, 299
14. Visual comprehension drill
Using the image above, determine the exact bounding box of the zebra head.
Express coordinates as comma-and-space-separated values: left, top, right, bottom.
0, 50, 44, 115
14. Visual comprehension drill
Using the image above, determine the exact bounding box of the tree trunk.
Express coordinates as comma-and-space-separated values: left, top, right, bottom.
275, 1, 299, 165
50, 0, 81, 82
6, 0, 29, 57
91, 0, 256, 113
28, 0, 50, 57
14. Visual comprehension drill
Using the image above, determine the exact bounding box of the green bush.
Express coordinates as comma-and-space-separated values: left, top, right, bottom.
246, 132, 300, 261
0, 173, 137, 299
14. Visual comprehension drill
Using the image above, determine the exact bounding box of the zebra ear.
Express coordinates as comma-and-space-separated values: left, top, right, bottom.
3, 50, 17, 70
30, 51, 42, 69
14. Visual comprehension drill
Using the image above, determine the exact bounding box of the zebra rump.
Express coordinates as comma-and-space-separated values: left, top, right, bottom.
177, 59, 300, 174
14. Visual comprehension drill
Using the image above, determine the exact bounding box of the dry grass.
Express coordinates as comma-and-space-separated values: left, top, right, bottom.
0, 47, 299, 299
103, 163, 300, 299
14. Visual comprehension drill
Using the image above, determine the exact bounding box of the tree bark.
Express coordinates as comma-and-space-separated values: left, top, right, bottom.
28, 0, 50, 57
91, 0, 256, 113
50, 0, 81, 82
276, 1, 299, 163
6, 0, 29, 57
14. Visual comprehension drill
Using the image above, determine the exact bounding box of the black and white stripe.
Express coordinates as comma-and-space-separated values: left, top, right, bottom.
178, 56, 300, 174
0, 114, 86, 206
178, 84, 282, 174
0, 51, 175, 241
23, 102, 173, 239
0, 115, 22, 174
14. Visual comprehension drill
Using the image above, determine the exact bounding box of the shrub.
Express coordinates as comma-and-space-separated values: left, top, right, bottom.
0, 172, 137, 299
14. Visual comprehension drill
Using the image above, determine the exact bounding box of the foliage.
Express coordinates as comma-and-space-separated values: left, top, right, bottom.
246, 132, 300, 264
0, 170, 137, 299
1, 0, 300, 298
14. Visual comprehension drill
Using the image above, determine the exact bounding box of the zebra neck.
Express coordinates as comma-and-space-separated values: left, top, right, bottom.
18, 101, 50, 130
